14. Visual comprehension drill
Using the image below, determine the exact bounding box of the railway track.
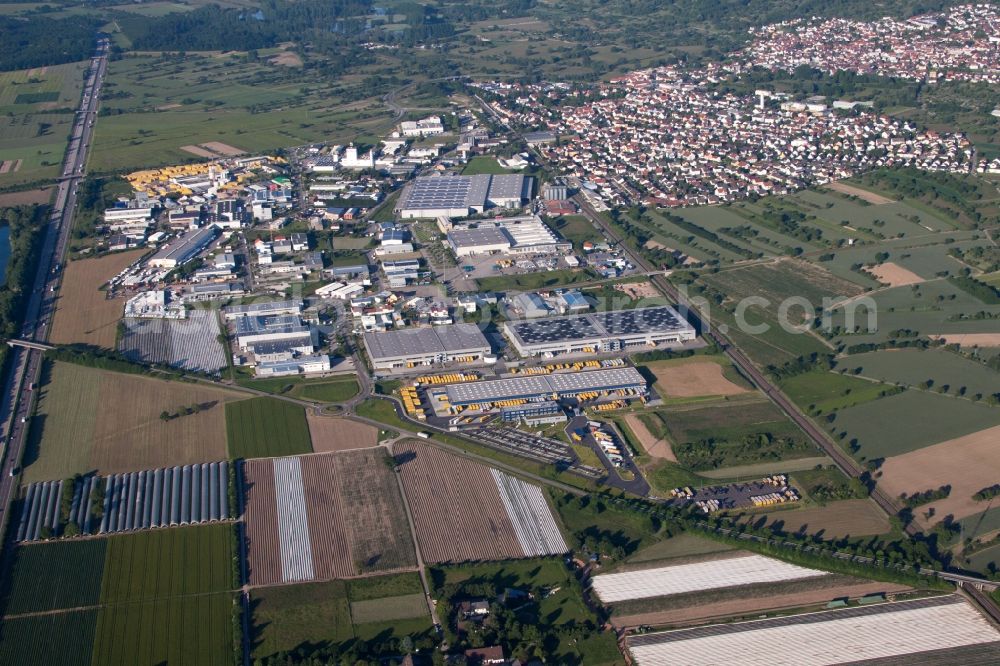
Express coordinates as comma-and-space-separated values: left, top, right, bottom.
570, 195, 914, 534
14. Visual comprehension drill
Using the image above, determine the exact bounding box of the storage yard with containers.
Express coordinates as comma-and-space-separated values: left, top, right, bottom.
626, 595, 1000, 665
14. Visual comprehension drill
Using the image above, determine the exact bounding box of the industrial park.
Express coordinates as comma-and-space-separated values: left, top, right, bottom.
0, 2, 998, 665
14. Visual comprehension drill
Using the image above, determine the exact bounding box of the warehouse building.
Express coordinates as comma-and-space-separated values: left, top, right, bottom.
147, 227, 218, 269
444, 366, 647, 407
256, 354, 331, 377
363, 323, 492, 370
235, 314, 316, 351
224, 299, 302, 320
504, 306, 696, 357
396, 173, 532, 219
447, 215, 570, 257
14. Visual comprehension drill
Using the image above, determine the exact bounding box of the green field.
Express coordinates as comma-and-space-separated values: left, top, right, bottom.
779, 370, 894, 413
791, 467, 866, 504
236, 375, 359, 403
88, 50, 422, 173
225, 397, 312, 459
100, 524, 236, 604
251, 573, 432, 661
0, 610, 97, 666
641, 399, 815, 471
831, 390, 1000, 460
476, 268, 597, 292
0, 525, 237, 665
460, 155, 517, 175
554, 215, 606, 252
1, 539, 107, 615
92, 593, 235, 666
0, 60, 88, 187
842, 349, 1000, 399
626, 532, 734, 564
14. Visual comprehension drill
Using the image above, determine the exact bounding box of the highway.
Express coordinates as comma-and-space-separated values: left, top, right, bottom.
0, 38, 109, 543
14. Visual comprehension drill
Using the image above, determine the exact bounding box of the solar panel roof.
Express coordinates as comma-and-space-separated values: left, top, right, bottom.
505, 306, 693, 347
444, 367, 645, 404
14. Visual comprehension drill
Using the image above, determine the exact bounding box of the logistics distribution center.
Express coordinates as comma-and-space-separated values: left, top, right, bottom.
504, 306, 697, 357
363, 323, 493, 370
422, 366, 648, 420
395, 173, 532, 219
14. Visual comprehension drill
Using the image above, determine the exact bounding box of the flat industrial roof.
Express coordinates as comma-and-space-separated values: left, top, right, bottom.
224, 299, 301, 316
398, 174, 529, 212
445, 366, 645, 404
505, 306, 694, 347
150, 227, 217, 264
363, 323, 491, 360
449, 227, 511, 248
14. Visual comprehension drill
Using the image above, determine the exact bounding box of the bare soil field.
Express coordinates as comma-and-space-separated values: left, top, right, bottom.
327, 449, 416, 574
307, 416, 378, 452
180, 145, 217, 158
0, 160, 21, 174
90, 374, 235, 474
0, 187, 51, 206
866, 262, 925, 287
297, 453, 354, 581
645, 359, 747, 398
625, 413, 676, 461
244, 450, 416, 585
50, 250, 145, 348
611, 580, 911, 628
23, 361, 240, 482
201, 141, 245, 156
878, 424, 1000, 526
737, 499, 891, 538
393, 440, 524, 563
614, 280, 660, 300
270, 51, 303, 67
825, 181, 895, 205
243, 460, 282, 586
929, 333, 1000, 347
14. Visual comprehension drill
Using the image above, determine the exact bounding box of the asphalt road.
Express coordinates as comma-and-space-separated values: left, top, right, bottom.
0, 38, 109, 542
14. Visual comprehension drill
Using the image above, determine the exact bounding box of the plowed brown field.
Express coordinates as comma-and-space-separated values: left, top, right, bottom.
307, 416, 378, 452
393, 440, 523, 563
243, 460, 282, 586
243, 451, 416, 586
299, 454, 353, 580
51, 250, 145, 348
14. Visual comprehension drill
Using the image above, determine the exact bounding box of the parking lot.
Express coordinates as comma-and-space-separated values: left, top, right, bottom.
666, 477, 800, 513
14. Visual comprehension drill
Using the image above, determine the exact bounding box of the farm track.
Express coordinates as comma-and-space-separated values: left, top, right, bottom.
242, 460, 281, 586
394, 440, 523, 563
299, 454, 353, 580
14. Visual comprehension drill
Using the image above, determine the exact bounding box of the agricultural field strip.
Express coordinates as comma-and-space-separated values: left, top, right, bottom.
299, 453, 354, 580
490, 469, 568, 557
242, 460, 282, 586
627, 596, 1000, 666
273, 457, 314, 583
591, 554, 827, 603
394, 440, 524, 563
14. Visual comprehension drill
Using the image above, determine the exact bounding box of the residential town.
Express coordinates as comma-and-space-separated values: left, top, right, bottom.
477, 66, 972, 208
729, 3, 1000, 85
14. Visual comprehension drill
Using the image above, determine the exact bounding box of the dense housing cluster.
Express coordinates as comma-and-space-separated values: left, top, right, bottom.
482, 68, 970, 208
731, 4, 1000, 85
